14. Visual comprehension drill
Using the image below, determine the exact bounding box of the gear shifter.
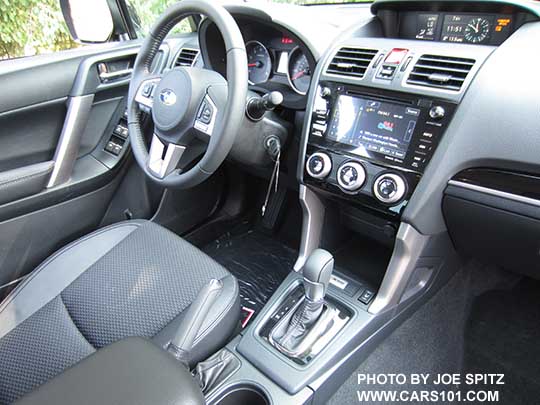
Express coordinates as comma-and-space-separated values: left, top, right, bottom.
303, 249, 334, 302
270, 249, 335, 357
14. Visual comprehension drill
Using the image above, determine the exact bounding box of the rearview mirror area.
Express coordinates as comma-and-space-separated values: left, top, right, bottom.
60, 0, 114, 43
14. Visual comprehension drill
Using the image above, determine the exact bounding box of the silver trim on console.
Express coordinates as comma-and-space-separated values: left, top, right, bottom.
47, 95, 94, 188
369, 223, 429, 314
448, 179, 540, 207
294, 185, 325, 272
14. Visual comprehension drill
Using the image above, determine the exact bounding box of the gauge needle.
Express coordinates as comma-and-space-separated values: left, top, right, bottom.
292, 70, 305, 80
248, 61, 262, 68
467, 23, 479, 33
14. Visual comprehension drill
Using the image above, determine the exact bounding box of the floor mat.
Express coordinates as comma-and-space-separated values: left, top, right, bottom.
203, 229, 297, 325
464, 278, 540, 404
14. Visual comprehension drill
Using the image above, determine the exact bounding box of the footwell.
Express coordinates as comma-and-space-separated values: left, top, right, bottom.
203, 229, 297, 325
465, 278, 540, 404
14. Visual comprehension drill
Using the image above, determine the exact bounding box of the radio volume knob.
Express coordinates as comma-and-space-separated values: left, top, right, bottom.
373, 173, 407, 204
320, 87, 332, 98
306, 152, 332, 179
429, 105, 445, 120
337, 161, 366, 192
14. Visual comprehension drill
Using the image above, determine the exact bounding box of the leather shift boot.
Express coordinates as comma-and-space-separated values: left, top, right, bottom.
272, 298, 324, 352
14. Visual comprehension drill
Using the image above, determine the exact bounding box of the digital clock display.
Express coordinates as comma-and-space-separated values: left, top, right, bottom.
442, 14, 494, 44
412, 13, 513, 45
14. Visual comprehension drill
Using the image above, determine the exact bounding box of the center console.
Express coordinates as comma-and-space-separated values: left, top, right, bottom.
206, 19, 495, 405
303, 82, 456, 216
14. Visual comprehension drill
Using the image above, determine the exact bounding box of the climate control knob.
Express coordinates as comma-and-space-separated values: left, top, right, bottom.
306, 152, 332, 179
373, 173, 407, 204
337, 161, 366, 192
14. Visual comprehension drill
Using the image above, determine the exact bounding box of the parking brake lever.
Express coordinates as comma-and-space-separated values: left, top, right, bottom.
167, 279, 223, 366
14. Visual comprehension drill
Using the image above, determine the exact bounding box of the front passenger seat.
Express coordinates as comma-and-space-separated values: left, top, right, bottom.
0, 220, 240, 404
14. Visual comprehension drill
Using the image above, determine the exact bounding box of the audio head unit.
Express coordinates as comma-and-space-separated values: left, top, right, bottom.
303, 82, 456, 215
309, 82, 456, 174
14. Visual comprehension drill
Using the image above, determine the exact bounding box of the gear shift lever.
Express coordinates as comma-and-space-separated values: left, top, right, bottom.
303, 249, 334, 302
270, 249, 335, 357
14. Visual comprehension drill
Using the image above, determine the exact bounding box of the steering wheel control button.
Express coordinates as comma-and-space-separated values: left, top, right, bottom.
306, 152, 332, 179
373, 173, 407, 204
337, 161, 366, 192
429, 105, 446, 120
142, 82, 155, 98
194, 96, 218, 136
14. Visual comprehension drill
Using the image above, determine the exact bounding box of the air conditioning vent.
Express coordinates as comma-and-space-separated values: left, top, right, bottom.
326, 47, 378, 79
174, 48, 199, 67
407, 54, 475, 91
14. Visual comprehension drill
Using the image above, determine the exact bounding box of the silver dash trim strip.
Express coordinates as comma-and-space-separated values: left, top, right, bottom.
448, 180, 540, 208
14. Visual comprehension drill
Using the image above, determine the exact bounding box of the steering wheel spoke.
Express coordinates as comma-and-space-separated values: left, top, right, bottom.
147, 134, 186, 179
134, 76, 162, 112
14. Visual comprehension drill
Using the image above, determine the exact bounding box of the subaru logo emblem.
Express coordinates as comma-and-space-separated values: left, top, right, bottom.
159, 89, 177, 106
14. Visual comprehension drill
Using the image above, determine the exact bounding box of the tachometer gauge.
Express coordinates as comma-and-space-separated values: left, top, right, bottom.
246, 41, 272, 85
464, 17, 491, 44
287, 47, 311, 95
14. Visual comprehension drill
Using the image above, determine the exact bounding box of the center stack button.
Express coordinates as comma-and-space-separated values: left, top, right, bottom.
337, 161, 366, 192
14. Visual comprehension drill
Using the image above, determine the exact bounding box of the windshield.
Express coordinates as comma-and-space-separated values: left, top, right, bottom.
126, 0, 368, 36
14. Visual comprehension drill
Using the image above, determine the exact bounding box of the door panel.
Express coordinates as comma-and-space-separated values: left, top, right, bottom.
0, 99, 66, 172
0, 40, 159, 290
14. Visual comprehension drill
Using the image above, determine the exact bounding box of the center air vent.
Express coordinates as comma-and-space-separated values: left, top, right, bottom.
174, 48, 200, 67
407, 55, 475, 91
326, 47, 378, 79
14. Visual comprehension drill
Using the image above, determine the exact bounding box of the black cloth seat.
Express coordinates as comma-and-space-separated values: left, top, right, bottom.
0, 220, 240, 404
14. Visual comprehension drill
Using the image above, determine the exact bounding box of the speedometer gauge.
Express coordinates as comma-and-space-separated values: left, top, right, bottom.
287, 47, 311, 95
246, 41, 272, 85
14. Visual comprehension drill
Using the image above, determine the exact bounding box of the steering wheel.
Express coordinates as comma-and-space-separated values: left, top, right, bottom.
127, 0, 247, 188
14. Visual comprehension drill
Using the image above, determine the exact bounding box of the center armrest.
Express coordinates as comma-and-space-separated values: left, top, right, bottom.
15, 337, 204, 405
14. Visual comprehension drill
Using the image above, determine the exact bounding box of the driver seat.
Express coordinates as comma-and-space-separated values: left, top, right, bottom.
0, 220, 240, 404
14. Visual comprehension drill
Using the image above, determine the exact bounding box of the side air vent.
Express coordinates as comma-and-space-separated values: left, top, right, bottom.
326, 47, 378, 79
407, 55, 475, 91
174, 48, 199, 67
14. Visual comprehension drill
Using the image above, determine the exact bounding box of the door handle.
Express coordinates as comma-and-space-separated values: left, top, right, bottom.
99, 68, 133, 82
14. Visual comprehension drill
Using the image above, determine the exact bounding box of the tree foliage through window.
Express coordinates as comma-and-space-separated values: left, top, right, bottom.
0, 0, 77, 60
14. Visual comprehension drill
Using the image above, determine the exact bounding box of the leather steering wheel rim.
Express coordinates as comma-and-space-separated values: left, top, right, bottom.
127, 0, 248, 188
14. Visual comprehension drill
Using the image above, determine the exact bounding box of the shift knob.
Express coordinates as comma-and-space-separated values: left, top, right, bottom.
302, 249, 334, 302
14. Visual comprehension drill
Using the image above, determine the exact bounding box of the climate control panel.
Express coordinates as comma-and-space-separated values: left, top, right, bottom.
304, 148, 419, 215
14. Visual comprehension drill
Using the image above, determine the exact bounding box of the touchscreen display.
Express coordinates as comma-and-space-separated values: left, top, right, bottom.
327, 96, 420, 161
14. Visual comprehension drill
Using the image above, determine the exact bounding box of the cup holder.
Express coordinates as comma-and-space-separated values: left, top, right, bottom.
214, 383, 270, 405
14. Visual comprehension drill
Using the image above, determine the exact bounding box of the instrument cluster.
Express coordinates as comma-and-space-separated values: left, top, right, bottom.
200, 17, 316, 107
245, 37, 312, 96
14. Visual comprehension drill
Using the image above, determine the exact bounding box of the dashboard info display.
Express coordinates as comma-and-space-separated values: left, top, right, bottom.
327, 96, 420, 162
